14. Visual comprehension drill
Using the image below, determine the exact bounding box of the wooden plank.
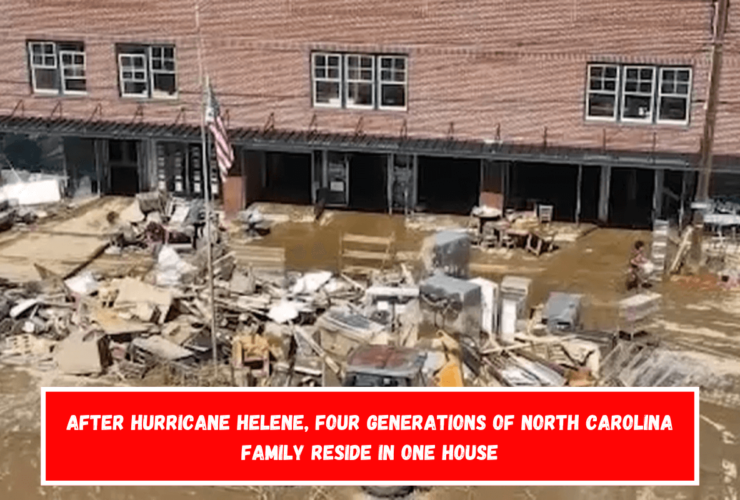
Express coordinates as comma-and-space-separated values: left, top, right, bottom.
342, 234, 393, 246
341, 250, 389, 261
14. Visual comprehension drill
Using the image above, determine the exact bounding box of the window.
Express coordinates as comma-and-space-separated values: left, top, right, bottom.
658, 68, 692, 124
311, 52, 408, 110
586, 64, 619, 120
621, 66, 655, 122
28, 41, 86, 95
117, 44, 177, 99
345, 54, 374, 108
379, 56, 407, 109
150, 46, 177, 98
585, 63, 691, 126
313, 53, 341, 107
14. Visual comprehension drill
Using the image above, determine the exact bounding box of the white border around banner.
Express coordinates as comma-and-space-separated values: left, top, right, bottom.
40, 386, 700, 487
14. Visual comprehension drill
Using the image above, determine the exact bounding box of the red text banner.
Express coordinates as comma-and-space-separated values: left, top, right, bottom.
41, 387, 698, 486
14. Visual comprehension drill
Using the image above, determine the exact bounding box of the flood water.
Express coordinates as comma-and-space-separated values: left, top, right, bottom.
2, 208, 739, 499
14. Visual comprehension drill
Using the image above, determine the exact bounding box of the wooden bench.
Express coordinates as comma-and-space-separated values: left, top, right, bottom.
339, 232, 394, 277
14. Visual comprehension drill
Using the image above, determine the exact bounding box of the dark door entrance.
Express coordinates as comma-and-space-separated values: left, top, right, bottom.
108, 140, 140, 195
609, 167, 655, 229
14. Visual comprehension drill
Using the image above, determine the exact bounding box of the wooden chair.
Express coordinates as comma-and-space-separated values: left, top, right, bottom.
537, 204, 554, 224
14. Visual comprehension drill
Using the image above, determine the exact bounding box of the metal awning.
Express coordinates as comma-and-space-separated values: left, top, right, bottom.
0, 114, 708, 171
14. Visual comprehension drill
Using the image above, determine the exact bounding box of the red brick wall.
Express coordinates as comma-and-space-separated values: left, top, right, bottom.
0, 0, 730, 156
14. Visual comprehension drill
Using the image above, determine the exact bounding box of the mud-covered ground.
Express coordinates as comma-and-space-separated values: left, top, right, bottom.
1, 207, 739, 500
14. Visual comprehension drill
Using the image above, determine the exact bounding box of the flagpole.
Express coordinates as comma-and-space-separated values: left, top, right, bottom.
195, 0, 219, 371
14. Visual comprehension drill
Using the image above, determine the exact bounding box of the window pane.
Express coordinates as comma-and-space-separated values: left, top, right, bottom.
590, 66, 603, 78
361, 69, 372, 80
316, 81, 340, 104
32, 43, 42, 54
381, 83, 405, 107
394, 71, 405, 82
640, 68, 653, 79
604, 80, 616, 91
124, 81, 147, 95
44, 43, 54, 54
328, 55, 339, 66
381, 69, 391, 80
347, 67, 358, 79
605, 66, 617, 78
625, 81, 637, 92
347, 56, 358, 68
34, 68, 57, 90
623, 95, 652, 119
588, 93, 616, 118
122, 56, 132, 67
153, 73, 176, 95
151, 46, 162, 58
676, 83, 689, 95
133, 57, 144, 68
33, 55, 43, 65
164, 60, 175, 71
677, 70, 690, 82
328, 68, 339, 79
65, 78, 87, 92
361, 57, 372, 68
44, 56, 55, 66
394, 57, 405, 69
348, 82, 373, 106
164, 47, 174, 59
626, 68, 638, 79
134, 70, 146, 80
663, 69, 675, 82
659, 96, 688, 122
61, 53, 71, 64
315, 55, 325, 67
639, 82, 652, 93
152, 59, 162, 70
661, 82, 673, 93
315, 67, 326, 78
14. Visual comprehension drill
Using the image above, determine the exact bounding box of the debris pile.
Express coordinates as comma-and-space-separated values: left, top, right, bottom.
0, 211, 728, 395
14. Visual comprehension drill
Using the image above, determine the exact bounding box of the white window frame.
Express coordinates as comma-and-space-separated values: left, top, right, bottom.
59, 49, 87, 95
657, 67, 692, 126
585, 63, 620, 122
312, 52, 342, 108
377, 55, 408, 111
149, 45, 177, 99
118, 52, 149, 98
28, 41, 59, 95
344, 54, 375, 110
620, 65, 656, 124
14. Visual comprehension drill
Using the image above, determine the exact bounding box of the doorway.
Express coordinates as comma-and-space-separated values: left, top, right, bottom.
108, 140, 140, 195
609, 167, 655, 229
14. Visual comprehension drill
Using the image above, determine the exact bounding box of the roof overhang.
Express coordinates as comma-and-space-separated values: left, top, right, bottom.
0, 114, 709, 172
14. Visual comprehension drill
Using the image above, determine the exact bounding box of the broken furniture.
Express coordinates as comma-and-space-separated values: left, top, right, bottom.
500, 276, 532, 344
618, 292, 661, 340
537, 204, 554, 224
339, 232, 395, 277
419, 272, 482, 345
423, 230, 471, 278
525, 230, 557, 256
232, 332, 271, 378
364, 286, 419, 326
316, 307, 386, 359
342, 344, 428, 387
543, 292, 583, 333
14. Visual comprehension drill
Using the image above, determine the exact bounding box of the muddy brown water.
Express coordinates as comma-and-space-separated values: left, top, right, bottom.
1, 208, 739, 499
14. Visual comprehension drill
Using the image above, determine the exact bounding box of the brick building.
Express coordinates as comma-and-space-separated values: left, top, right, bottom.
0, 0, 737, 227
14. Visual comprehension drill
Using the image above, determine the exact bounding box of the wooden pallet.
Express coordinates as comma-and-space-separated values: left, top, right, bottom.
231, 245, 286, 274
651, 219, 669, 281
339, 232, 394, 276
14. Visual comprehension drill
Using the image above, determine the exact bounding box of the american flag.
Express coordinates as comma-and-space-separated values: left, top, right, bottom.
205, 80, 233, 184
